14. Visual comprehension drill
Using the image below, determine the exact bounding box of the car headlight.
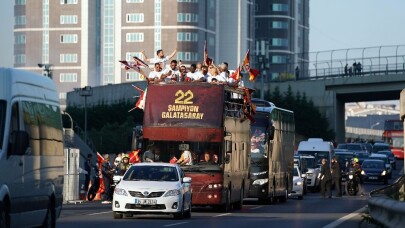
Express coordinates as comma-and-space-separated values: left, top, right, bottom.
295, 181, 302, 186
361, 170, 365, 175
252, 178, 268, 185
114, 187, 128, 196
348, 174, 354, 179
208, 183, 222, 189
381, 170, 386, 176
164, 189, 181, 197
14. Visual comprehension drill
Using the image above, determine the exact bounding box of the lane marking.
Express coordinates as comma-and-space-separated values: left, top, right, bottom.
213, 213, 232, 217
322, 207, 366, 228
87, 211, 111, 216
250, 206, 263, 210
163, 222, 189, 227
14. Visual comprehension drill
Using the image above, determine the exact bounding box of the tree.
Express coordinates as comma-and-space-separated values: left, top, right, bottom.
257, 85, 335, 141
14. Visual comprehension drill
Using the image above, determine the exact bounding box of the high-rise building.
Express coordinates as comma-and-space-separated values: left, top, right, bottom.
13, 0, 306, 107
14, 0, 99, 108
254, 0, 309, 82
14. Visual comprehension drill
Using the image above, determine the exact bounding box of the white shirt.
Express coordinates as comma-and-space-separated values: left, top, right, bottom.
180, 150, 193, 165
150, 56, 170, 69
186, 71, 198, 81
162, 67, 180, 82
148, 70, 163, 80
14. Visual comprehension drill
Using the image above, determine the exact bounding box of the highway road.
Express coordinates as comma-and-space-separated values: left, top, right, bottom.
57, 162, 403, 228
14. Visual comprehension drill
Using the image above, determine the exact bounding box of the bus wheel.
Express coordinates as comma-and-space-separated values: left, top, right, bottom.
220, 189, 231, 212
233, 187, 243, 210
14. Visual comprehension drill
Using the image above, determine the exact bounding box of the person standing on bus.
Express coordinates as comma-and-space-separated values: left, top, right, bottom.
320, 158, 332, 198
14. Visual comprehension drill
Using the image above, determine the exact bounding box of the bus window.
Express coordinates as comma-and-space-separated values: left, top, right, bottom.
0, 100, 6, 149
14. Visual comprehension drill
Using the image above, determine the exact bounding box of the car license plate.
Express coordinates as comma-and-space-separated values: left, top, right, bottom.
369, 177, 378, 180
134, 198, 157, 205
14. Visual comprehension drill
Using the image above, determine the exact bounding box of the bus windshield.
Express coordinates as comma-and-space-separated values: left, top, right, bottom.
0, 100, 5, 150
142, 141, 223, 172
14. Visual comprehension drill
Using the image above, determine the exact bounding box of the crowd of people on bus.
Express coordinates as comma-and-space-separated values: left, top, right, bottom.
132, 48, 244, 88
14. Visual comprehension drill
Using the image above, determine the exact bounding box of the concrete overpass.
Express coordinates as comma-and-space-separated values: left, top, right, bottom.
264, 72, 405, 143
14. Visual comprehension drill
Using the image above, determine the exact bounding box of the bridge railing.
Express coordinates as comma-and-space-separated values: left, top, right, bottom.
368, 174, 405, 227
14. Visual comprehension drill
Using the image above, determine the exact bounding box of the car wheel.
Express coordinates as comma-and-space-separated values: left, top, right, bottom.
173, 200, 184, 220
184, 200, 191, 219
0, 201, 10, 228
42, 200, 56, 228
113, 212, 123, 219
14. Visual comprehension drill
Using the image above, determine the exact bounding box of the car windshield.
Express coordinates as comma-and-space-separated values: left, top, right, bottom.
356, 152, 369, 158
0, 100, 5, 150
373, 145, 390, 152
368, 156, 388, 164
362, 161, 384, 169
297, 151, 330, 166
377, 151, 394, 158
123, 165, 179, 182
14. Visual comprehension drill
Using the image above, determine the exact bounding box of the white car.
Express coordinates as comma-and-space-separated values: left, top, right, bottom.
289, 166, 304, 200
112, 163, 192, 219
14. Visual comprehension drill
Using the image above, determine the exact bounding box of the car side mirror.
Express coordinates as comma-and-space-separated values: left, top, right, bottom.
183, 177, 192, 183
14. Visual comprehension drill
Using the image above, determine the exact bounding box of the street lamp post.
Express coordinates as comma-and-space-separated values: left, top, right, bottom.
37, 63, 53, 79
79, 86, 93, 144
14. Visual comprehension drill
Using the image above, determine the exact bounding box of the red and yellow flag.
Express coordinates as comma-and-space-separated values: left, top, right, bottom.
242, 49, 260, 81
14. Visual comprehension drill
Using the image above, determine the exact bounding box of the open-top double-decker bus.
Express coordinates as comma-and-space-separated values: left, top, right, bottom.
140, 83, 252, 212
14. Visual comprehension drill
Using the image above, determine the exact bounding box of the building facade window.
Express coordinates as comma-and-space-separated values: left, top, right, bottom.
208, 37, 215, 46
60, 0, 78, 4
125, 52, 142, 61
208, 18, 215, 29
15, 0, 26, 5
60, 54, 78, 63
126, 72, 144, 81
14, 54, 26, 64
271, 38, 288, 47
271, 55, 287, 64
272, 4, 289, 12
15, 16, 26, 25
60, 34, 78, 43
60, 15, 78, 24
177, 13, 198, 23
127, 0, 144, 2
272, 21, 288, 29
126, 13, 144, 23
177, 32, 198, 42
60, 73, 77, 82
14, 34, 26, 44
177, 52, 198, 61
126, 33, 144, 42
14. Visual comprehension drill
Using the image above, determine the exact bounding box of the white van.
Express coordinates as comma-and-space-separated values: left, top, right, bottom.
0, 68, 64, 227
296, 138, 335, 192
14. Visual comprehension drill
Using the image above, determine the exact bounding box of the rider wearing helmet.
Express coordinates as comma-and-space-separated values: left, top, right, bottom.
351, 157, 365, 196
118, 154, 131, 175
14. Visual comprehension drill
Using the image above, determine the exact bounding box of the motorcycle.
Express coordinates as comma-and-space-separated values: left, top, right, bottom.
87, 166, 100, 201
346, 170, 359, 196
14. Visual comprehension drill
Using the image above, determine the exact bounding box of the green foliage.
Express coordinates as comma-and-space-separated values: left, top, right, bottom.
261, 85, 335, 141
65, 100, 144, 154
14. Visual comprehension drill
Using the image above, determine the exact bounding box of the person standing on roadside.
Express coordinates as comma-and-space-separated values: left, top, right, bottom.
331, 156, 342, 197
320, 158, 332, 198
84, 154, 93, 192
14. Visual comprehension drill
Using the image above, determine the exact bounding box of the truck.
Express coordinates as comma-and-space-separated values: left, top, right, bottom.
140, 83, 253, 212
